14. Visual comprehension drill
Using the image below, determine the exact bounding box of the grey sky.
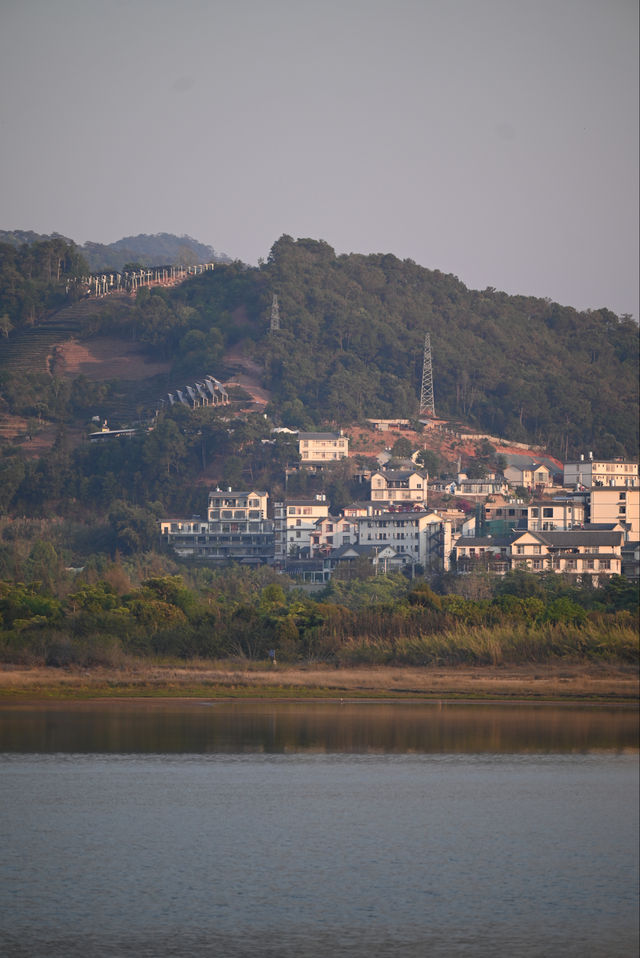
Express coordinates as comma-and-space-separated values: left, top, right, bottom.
1, 0, 637, 319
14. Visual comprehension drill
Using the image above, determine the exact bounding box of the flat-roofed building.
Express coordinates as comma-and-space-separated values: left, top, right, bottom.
160, 489, 273, 564
588, 486, 639, 538
273, 497, 330, 562
564, 456, 638, 489
453, 535, 514, 574
527, 497, 586, 532
298, 432, 349, 463
356, 509, 452, 569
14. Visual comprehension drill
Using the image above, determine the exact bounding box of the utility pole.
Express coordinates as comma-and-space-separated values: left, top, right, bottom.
270, 294, 281, 332
419, 333, 435, 418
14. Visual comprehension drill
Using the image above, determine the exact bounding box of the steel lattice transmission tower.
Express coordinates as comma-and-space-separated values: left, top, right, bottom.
270, 294, 281, 332
419, 333, 436, 418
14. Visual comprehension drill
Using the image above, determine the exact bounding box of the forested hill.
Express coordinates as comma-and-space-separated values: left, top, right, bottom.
0, 233, 637, 459
172, 235, 638, 458
0, 231, 230, 271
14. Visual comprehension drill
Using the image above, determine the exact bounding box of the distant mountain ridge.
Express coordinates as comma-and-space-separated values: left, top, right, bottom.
0, 230, 232, 271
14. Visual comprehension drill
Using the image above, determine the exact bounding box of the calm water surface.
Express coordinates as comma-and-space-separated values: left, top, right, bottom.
1, 702, 638, 957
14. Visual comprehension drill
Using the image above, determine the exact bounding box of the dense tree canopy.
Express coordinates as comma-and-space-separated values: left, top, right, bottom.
159, 235, 639, 458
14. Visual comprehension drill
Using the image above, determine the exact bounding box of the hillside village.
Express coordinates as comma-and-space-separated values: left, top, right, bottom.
0, 236, 638, 599
159, 423, 639, 586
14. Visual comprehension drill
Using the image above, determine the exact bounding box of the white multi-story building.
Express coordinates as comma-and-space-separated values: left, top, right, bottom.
160, 489, 273, 563
356, 509, 452, 570
589, 486, 639, 539
298, 432, 349, 463
564, 456, 638, 489
309, 515, 355, 556
510, 529, 623, 577
454, 528, 624, 579
370, 469, 428, 507
527, 497, 586, 532
273, 497, 330, 562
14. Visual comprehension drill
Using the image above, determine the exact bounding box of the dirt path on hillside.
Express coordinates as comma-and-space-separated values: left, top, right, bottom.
224, 347, 271, 406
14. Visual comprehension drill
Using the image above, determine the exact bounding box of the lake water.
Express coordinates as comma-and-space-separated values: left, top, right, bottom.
1, 702, 638, 957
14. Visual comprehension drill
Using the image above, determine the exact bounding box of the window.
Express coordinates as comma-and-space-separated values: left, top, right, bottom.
543, 508, 553, 518
533, 545, 541, 555
516, 545, 525, 555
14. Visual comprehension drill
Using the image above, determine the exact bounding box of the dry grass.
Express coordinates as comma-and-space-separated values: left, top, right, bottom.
1, 662, 637, 702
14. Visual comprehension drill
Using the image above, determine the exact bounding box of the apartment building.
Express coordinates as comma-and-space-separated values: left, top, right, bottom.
298, 432, 349, 463
370, 469, 428, 507
564, 456, 638, 489
510, 529, 623, 577
527, 498, 586, 532
589, 486, 639, 538
356, 509, 452, 569
160, 488, 273, 563
309, 515, 355, 556
454, 528, 624, 579
273, 497, 330, 562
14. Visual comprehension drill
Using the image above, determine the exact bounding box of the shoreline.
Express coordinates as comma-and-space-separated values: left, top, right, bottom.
1, 662, 638, 704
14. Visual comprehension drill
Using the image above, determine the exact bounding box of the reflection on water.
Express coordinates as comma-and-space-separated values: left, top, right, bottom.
0, 700, 637, 753
2, 703, 638, 957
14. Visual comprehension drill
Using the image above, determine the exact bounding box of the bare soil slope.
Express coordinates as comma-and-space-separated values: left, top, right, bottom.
55, 338, 171, 381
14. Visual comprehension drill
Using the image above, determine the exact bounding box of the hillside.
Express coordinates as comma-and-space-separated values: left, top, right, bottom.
168, 236, 638, 459
2, 233, 638, 463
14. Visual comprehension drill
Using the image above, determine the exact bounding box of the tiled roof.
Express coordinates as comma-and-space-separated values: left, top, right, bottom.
455, 535, 516, 547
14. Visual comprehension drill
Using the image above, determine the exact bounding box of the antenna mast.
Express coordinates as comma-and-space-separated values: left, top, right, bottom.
270, 294, 280, 332
419, 333, 435, 418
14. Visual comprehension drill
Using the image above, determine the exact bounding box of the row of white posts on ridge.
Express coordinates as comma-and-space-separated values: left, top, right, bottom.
78, 263, 215, 297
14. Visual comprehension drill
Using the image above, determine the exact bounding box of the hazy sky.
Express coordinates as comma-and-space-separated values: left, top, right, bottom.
1, 0, 638, 318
